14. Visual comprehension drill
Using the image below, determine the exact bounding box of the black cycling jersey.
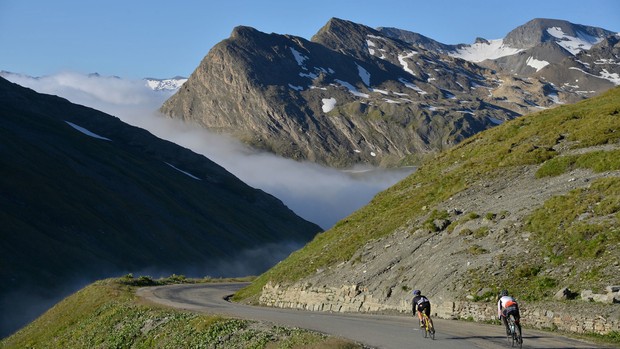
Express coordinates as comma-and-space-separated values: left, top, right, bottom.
412, 295, 431, 316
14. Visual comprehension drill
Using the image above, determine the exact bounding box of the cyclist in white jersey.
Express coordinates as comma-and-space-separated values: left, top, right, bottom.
497, 290, 521, 336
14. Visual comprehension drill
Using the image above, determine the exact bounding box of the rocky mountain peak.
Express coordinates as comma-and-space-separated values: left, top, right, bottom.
504, 18, 614, 51
311, 17, 379, 60
230, 25, 264, 41
474, 37, 490, 44
315, 17, 369, 36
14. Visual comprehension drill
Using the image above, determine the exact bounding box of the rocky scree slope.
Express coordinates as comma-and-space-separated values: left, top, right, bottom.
238, 87, 620, 334
161, 17, 619, 168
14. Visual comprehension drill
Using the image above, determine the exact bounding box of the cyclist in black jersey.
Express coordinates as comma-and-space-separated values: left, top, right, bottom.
411, 289, 432, 328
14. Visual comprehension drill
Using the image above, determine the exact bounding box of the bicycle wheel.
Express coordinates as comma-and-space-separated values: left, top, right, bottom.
418, 318, 427, 338
508, 317, 516, 347
509, 316, 521, 348
428, 320, 435, 340
514, 323, 522, 349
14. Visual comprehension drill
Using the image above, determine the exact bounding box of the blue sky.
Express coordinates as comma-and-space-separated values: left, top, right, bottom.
1, 0, 618, 79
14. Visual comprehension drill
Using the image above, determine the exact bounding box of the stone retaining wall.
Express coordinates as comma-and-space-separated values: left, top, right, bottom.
260, 282, 620, 335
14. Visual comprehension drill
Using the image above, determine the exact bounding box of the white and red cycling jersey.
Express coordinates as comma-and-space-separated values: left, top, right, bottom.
497, 296, 518, 317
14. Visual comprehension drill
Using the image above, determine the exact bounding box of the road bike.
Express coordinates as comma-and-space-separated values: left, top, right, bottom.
506, 314, 522, 348
420, 312, 435, 340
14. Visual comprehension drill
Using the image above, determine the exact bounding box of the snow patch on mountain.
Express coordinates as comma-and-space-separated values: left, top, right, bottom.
356, 63, 371, 86
65, 121, 111, 141
569, 66, 620, 85
594, 58, 620, 65
370, 88, 389, 95
546, 27, 602, 55
366, 37, 389, 59
547, 91, 563, 104
165, 162, 201, 180
366, 39, 376, 55
322, 97, 337, 112
526, 56, 550, 71
398, 51, 418, 75
290, 47, 309, 67
334, 79, 370, 98
450, 39, 522, 62
300, 71, 318, 79
599, 69, 620, 85
398, 78, 427, 95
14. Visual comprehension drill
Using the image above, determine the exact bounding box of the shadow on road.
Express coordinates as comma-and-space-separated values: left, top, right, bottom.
442, 335, 507, 340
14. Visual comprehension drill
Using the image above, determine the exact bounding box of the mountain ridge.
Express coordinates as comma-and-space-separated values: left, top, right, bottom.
0, 76, 321, 337
503, 18, 615, 50
160, 17, 619, 168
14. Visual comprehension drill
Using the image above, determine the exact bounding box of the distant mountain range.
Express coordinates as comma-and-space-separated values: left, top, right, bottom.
160, 18, 619, 168
0, 76, 320, 337
0, 71, 188, 93
145, 76, 188, 91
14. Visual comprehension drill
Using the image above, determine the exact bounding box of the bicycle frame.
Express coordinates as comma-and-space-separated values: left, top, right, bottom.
420, 312, 435, 339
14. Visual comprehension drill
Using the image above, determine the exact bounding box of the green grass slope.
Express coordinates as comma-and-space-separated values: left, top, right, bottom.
0, 277, 362, 349
236, 86, 620, 301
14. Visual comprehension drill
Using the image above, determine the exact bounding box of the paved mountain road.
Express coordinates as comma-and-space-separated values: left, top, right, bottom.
137, 283, 611, 349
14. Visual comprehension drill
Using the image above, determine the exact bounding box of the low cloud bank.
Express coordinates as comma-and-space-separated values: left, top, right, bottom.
3, 71, 413, 229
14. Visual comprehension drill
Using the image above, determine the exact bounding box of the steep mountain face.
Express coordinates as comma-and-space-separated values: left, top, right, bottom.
0, 77, 321, 337
161, 17, 619, 168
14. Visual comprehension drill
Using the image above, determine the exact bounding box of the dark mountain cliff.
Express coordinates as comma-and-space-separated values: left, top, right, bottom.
0, 77, 321, 337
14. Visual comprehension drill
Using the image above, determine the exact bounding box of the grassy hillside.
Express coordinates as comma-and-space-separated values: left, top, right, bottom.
0, 276, 362, 349
235, 86, 620, 301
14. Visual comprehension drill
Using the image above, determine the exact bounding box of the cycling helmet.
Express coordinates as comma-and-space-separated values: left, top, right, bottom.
499, 289, 509, 297
412, 289, 421, 296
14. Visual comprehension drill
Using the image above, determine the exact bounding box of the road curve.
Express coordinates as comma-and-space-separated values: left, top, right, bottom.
137, 283, 610, 349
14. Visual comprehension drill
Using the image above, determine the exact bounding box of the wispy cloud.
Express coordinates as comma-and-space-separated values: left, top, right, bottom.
4, 72, 413, 229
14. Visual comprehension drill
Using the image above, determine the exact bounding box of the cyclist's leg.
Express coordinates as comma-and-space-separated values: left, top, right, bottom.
513, 310, 523, 341
501, 310, 510, 335
425, 307, 434, 329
